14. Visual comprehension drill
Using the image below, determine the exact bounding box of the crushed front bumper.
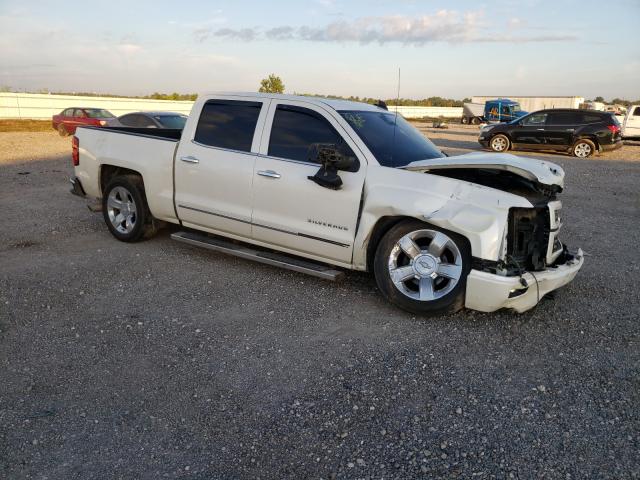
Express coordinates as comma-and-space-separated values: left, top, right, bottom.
465, 249, 584, 313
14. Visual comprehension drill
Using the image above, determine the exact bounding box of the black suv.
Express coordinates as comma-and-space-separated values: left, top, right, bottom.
478, 109, 622, 158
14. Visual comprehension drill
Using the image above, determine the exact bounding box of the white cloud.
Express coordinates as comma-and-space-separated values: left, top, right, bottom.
117, 43, 143, 55
207, 11, 577, 45
508, 17, 522, 28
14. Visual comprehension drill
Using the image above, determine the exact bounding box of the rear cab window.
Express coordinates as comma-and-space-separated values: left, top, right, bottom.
194, 100, 262, 152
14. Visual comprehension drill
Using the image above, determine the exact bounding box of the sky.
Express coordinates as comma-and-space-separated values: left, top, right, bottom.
1, 0, 639, 100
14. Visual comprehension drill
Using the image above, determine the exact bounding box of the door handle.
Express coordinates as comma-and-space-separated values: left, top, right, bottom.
536, 128, 545, 131
565, 128, 575, 132
257, 170, 281, 179
180, 155, 199, 164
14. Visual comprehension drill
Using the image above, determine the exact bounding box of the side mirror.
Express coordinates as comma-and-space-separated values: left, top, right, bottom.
307, 143, 356, 190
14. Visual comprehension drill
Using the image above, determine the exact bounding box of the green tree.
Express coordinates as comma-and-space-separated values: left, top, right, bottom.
259, 74, 285, 94
594, 96, 605, 103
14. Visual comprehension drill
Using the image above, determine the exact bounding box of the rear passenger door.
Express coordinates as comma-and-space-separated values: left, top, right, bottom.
251, 101, 366, 264
174, 97, 270, 238
544, 111, 580, 147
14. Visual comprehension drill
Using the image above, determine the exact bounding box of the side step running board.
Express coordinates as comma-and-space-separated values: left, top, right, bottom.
171, 231, 345, 281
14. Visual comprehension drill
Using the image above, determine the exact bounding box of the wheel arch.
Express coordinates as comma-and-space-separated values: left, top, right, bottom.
489, 131, 513, 143
575, 134, 600, 149
364, 215, 473, 273
100, 164, 145, 195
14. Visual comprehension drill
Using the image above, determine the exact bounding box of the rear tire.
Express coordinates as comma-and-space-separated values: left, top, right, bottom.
102, 175, 157, 242
373, 220, 471, 316
572, 139, 595, 158
471, 117, 481, 125
57, 124, 68, 137
489, 134, 510, 152
461, 117, 469, 125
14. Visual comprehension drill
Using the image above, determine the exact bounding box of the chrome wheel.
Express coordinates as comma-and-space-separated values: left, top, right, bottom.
491, 135, 508, 152
574, 142, 592, 158
107, 186, 137, 234
387, 229, 463, 302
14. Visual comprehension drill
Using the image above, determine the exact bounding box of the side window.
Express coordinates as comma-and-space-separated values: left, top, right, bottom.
136, 115, 155, 127
268, 105, 357, 165
74, 109, 86, 118
501, 105, 510, 115
63, 109, 72, 117
522, 113, 547, 126
194, 100, 262, 152
581, 114, 602, 124
634, 108, 640, 116
119, 114, 137, 126
547, 112, 579, 125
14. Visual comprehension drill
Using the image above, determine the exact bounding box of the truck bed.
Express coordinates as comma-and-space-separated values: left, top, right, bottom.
74, 126, 181, 223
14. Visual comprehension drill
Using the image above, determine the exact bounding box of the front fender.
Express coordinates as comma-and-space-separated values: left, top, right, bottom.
352, 166, 533, 269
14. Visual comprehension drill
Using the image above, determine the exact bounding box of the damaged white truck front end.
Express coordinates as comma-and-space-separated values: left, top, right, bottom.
355, 152, 584, 313
73, 93, 582, 316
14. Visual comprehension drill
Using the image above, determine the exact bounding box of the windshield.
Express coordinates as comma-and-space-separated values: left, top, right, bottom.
84, 109, 115, 118
512, 104, 521, 112
155, 115, 187, 129
339, 110, 444, 167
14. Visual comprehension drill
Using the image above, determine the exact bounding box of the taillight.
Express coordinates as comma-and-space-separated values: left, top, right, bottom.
72, 136, 79, 166
607, 125, 620, 134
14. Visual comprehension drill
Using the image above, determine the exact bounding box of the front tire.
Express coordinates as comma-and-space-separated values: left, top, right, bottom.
572, 139, 595, 158
461, 117, 469, 125
102, 175, 157, 242
373, 220, 471, 316
490, 134, 510, 152
57, 124, 69, 137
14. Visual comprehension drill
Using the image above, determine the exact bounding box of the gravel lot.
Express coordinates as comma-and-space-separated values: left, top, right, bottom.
1, 130, 639, 479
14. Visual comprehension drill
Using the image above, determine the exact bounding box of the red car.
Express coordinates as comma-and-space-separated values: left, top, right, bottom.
52, 108, 116, 136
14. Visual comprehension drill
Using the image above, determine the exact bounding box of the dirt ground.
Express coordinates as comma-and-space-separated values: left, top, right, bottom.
1, 130, 639, 479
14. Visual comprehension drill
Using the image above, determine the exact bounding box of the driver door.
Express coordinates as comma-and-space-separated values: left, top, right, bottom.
251, 100, 366, 265
512, 112, 548, 148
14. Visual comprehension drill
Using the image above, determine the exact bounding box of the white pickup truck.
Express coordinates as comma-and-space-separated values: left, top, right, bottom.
71, 92, 583, 315
622, 104, 640, 139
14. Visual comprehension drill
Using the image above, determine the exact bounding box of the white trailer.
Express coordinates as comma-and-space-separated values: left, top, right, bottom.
471, 96, 584, 112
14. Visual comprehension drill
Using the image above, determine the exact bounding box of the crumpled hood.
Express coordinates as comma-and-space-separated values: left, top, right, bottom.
402, 152, 565, 189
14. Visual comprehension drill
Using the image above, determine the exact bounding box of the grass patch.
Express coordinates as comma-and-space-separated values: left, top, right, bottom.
0, 120, 53, 133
